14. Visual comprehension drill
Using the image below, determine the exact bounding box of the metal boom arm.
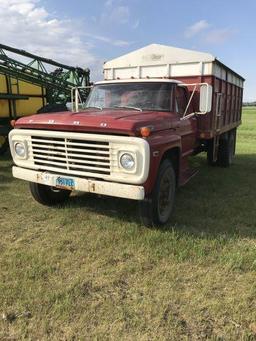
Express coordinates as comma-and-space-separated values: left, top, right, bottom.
0, 43, 90, 104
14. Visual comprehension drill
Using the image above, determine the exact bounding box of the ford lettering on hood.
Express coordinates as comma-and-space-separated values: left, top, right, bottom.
14, 108, 177, 135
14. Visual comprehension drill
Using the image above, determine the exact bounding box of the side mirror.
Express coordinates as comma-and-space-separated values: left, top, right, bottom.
199, 84, 212, 114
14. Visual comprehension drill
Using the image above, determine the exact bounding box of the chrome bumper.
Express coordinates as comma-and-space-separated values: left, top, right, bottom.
12, 166, 145, 200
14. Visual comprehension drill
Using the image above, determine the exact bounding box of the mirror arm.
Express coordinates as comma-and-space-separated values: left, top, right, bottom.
71, 86, 93, 113
180, 112, 196, 121
179, 82, 212, 117
182, 84, 197, 118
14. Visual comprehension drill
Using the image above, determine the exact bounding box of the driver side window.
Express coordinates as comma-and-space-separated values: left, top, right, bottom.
175, 87, 187, 115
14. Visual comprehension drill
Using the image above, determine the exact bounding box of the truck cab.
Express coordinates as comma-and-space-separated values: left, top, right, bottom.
8, 78, 211, 226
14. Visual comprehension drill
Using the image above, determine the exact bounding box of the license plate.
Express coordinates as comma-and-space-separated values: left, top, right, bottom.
56, 176, 75, 189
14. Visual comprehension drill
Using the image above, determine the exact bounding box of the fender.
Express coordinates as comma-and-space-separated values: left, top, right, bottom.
143, 131, 181, 194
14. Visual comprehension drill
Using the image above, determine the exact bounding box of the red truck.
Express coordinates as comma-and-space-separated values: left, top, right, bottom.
9, 44, 244, 226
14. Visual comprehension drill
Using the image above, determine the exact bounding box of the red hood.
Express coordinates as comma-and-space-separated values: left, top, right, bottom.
15, 109, 178, 135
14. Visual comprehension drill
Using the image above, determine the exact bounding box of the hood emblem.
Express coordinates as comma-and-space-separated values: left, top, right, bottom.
100, 122, 107, 127
73, 121, 80, 125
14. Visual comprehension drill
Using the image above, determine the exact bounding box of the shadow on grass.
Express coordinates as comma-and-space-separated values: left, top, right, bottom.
69, 153, 256, 238
1, 153, 256, 238
0, 152, 15, 185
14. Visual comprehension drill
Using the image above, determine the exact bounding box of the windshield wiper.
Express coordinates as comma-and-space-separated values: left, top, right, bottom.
84, 106, 102, 110
113, 105, 142, 112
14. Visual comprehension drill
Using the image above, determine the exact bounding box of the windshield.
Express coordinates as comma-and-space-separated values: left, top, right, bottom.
85, 82, 174, 112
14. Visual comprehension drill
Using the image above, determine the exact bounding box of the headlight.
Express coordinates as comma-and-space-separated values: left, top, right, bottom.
14, 142, 26, 158
120, 153, 135, 170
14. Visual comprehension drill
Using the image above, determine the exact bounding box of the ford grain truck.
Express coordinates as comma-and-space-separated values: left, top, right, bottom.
8, 44, 244, 226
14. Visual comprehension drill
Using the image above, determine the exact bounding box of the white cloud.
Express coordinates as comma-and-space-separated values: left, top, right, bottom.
101, 4, 130, 25
0, 0, 134, 81
0, 0, 96, 68
185, 19, 235, 46
204, 28, 235, 44
84, 33, 132, 47
105, 0, 114, 7
185, 20, 210, 38
111, 6, 130, 24
132, 20, 140, 29
103, 1, 139, 30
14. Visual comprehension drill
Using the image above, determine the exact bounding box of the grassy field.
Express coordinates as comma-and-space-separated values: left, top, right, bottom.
0, 108, 256, 340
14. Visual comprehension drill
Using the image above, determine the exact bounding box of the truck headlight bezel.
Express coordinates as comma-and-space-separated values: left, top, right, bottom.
14, 141, 27, 159
119, 152, 136, 171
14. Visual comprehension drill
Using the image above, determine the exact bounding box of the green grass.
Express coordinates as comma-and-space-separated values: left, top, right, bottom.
1, 109, 256, 340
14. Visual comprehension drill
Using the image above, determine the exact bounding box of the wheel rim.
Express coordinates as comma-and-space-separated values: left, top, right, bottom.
157, 168, 174, 223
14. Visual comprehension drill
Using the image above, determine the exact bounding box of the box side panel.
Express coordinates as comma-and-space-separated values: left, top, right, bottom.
175, 65, 244, 137
174, 75, 214, 134
104, 61, 213, 80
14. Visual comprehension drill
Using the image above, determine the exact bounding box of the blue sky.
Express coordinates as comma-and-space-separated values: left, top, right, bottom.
0, 0, 255, 100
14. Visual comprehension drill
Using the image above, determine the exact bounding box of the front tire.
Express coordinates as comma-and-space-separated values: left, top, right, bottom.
139, 159, 176, 227
29, 182, 71, 206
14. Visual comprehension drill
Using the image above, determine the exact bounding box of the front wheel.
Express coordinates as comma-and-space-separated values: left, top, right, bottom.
29, 182, 71, 206
139, 159, 176, 227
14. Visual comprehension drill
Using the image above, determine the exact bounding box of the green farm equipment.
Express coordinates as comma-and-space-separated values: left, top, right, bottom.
0, 43, 90, 154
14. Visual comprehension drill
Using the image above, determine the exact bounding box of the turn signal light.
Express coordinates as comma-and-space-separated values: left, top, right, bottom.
10, 120, 16, 127
140, 126, 151, 137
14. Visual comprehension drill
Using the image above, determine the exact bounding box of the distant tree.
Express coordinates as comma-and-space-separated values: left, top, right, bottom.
243, 101, 256, 106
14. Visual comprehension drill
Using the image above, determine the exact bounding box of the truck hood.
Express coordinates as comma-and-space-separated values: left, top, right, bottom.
14, 109, 178, 135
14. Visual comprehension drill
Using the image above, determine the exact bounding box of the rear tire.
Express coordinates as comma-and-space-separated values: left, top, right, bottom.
207, 139, 216, 166
207, 129, 236, 168
29, 182, 71, 206
217, 129, 236, 167
139, 159, 176, 227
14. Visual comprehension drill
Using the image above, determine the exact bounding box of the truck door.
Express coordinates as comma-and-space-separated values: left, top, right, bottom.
175, 86, 197, 156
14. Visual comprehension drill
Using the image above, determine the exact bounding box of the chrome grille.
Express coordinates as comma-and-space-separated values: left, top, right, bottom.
31, 136, 111, 176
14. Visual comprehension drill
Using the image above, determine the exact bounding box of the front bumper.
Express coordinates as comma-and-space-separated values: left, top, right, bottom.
12, 166, 145, 200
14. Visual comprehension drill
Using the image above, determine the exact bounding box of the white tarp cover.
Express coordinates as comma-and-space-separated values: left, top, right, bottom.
103, 44, 244, 87
104, 44, 215, 69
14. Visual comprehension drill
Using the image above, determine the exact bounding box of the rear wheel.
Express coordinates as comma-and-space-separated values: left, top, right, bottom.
139, 159, 176, 227
207, 139, 216, 166
0, 135, 9, 155
217, 129, 236, 167
29, 182, 71, 206
207, 129, 236, 168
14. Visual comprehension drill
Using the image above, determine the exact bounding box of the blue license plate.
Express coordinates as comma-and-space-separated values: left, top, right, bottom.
56, 177, 75, 189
